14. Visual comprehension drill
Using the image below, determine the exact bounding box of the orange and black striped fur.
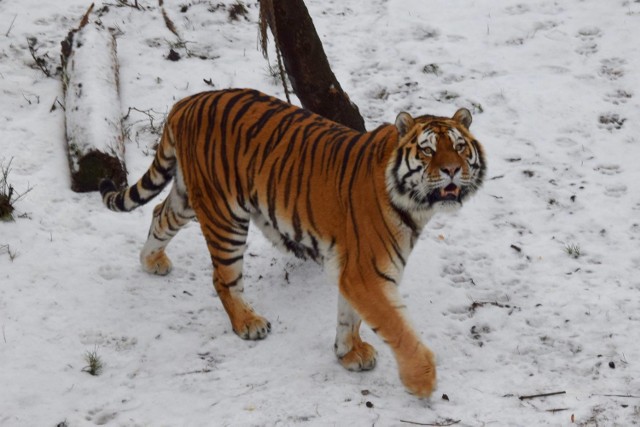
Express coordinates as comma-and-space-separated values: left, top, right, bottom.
100, 89, 486, 397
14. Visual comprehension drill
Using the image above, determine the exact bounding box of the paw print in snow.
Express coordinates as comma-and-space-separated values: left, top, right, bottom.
604, 89, 632, 105
598, 113, 626, 130
576, 26, 601, 40
594, 164, 622, 176
599, 58, 625, 80
604, 184, 627, 198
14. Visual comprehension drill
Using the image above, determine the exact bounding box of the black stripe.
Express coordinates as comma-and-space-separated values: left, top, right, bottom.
204, 236, 241, 254
266, 161, 279, 230
310, 234, 320, 261
194, 157, 250, 228
129, 185, 143, 205
244, 103, 282, 146
258, 110, 299, 172
292, 209, 303, 243
337, 133, 361, 188
211, 254, 244, 266
344, 132, 384, 249
400, 148, 422, 185
99, 179, 117, 196
373, 258, 397, 285
391, 203, 418, 234
141, 172, 163, 191
219, 91, 253, 191
231, 94, 257, 130
202, 222, 248, 246
283, 164, 295, 211
371, 199, 406, 270
114, 193, 126, 211
221, 274, 243, 288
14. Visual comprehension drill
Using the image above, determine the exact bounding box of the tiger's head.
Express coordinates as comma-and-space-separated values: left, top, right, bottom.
387, 108, 486, 215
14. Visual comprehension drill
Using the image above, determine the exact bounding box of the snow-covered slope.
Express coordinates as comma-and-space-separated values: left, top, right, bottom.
1, 0, 639, 425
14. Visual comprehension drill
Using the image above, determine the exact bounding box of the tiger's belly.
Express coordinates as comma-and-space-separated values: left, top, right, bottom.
250, 212, 332, 264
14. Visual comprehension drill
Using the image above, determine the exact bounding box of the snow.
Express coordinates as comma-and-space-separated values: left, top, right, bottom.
1, 0, 639, 425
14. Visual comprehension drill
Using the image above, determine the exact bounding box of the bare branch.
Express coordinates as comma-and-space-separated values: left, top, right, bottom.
399, 419, 461, 426
5, 14, 17, 37
519, 391, 566, 400
27, 37, 52, 77
594, 393, 640, 399
78, 3, 95, 29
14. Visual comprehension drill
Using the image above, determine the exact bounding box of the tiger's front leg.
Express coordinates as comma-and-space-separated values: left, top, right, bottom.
335, 294, 377, 371
340, 274, 436, 397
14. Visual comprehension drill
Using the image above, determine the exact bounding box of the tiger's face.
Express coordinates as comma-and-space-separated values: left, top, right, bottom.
388, 108, 486, 214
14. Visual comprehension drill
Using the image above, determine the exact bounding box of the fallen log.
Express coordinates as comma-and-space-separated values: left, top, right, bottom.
61, 4, 127, 192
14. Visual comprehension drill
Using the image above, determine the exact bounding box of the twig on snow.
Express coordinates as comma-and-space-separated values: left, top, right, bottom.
78, 3, 95, 29
160, 3, 180, 38
594, 393, 640, 398
27, 37, 52, 77
103, 0, 142, 9
0, 244, 19, 261
519, 391, 566, 400
50, 96, 65, 112
399, 419, 461, 426
123, 106, 166, 135
5, 14, 17, 37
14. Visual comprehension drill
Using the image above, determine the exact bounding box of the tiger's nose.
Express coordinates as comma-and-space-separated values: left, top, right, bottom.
440, 166, 460, 178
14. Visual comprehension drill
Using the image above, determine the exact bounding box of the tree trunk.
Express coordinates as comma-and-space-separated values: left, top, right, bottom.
261, 0, 366, 132
61, 5, 127, 192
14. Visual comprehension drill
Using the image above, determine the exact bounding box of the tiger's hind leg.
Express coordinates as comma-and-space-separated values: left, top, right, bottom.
140, 172, 195, 275
335, 294, 377, 371
193, 200, 271, 340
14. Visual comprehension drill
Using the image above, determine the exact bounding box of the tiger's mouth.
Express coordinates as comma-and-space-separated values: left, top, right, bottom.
427, 183, 462, 205
439, 183, 460, 200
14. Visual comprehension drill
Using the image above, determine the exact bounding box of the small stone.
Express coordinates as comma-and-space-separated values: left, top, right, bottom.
167, 49, 181, 61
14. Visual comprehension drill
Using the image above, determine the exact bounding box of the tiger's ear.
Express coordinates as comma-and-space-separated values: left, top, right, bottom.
395, 112, 415, 137
452, 108, 472, 129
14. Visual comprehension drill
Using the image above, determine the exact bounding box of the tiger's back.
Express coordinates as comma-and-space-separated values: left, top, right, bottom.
171, 90, 400, 264
100, 88, 486, 397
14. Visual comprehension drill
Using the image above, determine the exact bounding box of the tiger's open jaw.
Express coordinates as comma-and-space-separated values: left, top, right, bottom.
428, 183, 462, 205
439, 183, 460, 201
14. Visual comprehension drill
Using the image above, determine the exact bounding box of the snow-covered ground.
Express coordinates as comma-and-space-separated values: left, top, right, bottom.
1, 0, 639, 425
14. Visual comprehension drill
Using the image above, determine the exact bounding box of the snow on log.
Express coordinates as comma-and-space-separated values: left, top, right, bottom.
61, 5, 127, 192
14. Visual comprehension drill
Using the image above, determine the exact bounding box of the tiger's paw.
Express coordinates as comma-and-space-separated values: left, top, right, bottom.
338, 341, 377, 371
232, 314, 271, 340
398, 345, 437, 398
141, 250, 173, 275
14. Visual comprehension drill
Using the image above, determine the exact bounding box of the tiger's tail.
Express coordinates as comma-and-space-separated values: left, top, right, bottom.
99, 125, 177, 212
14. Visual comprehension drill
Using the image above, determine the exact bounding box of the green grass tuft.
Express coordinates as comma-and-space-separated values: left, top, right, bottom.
564, 243, 581, 259
83, 349, 104, 376
0, 158, 31, 221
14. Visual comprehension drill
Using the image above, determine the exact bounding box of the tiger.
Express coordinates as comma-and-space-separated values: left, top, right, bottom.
100, 88, 486, 397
